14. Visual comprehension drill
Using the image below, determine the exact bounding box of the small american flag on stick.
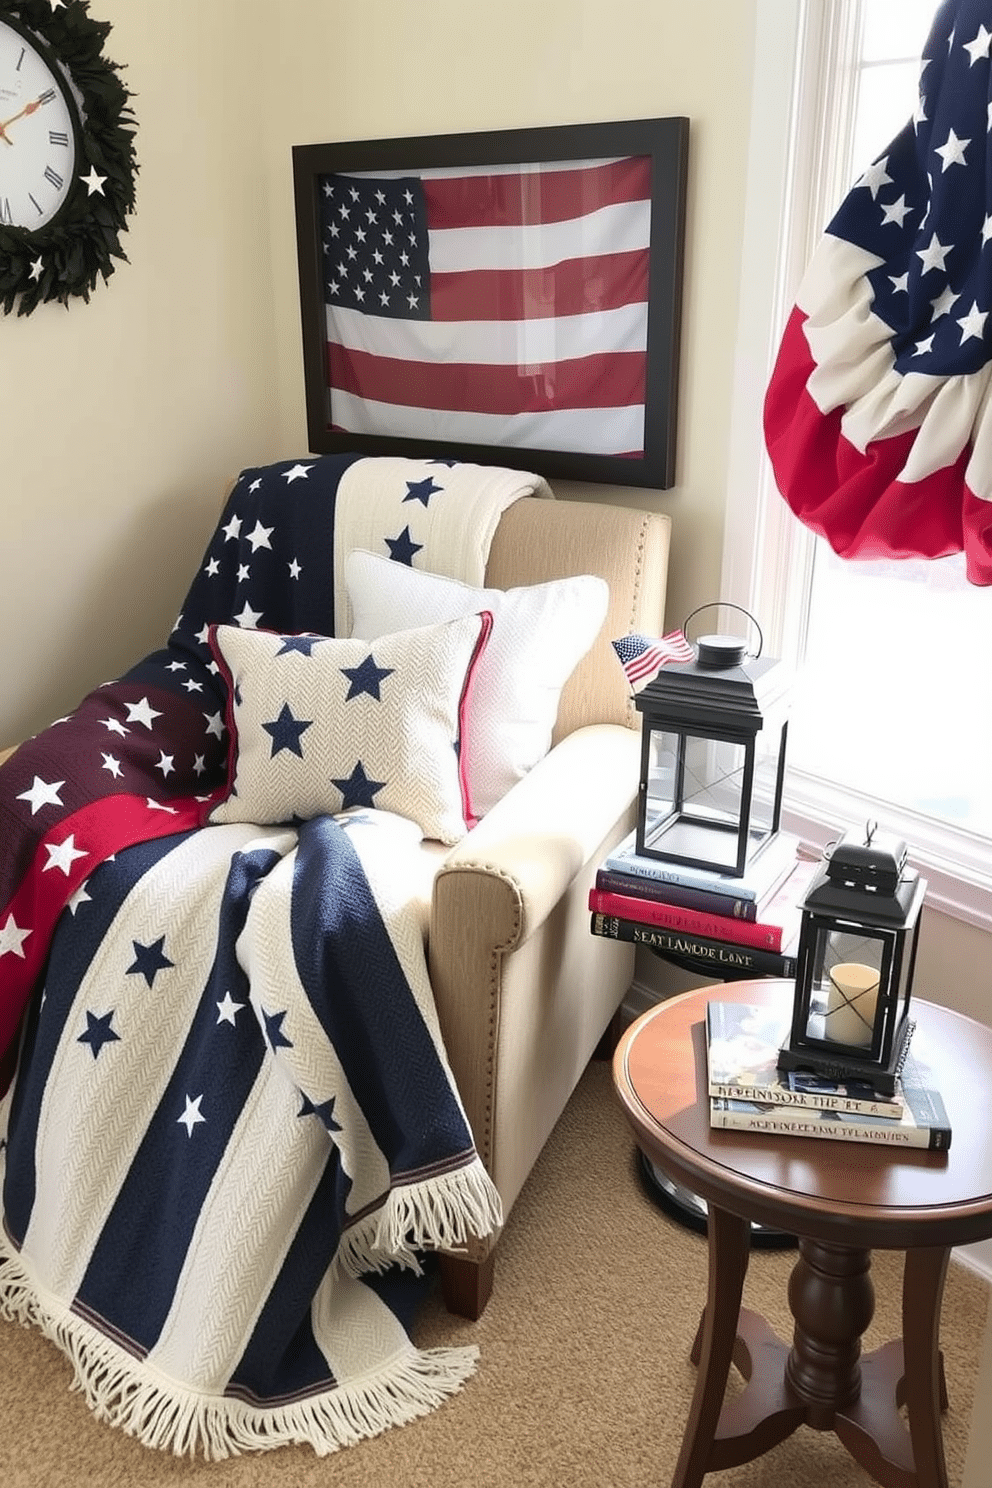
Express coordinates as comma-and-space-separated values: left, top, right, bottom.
612, 630, 694, 688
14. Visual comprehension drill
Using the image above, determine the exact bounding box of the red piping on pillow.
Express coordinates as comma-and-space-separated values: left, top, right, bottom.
457, 610, 494, 830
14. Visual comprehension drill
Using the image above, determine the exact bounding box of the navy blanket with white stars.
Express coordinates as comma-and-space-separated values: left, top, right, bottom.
0, 453, 366, 1083
0, 451, 518, 1457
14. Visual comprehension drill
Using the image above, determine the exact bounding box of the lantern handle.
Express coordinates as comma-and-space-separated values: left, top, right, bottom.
682, 603, 763, 662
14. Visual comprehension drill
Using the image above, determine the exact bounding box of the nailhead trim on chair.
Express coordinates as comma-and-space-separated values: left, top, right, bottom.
622, 515, 652, 731
435, 859, 523, 1171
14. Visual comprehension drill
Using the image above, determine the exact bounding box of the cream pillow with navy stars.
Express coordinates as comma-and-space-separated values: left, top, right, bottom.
208, 613, 491, 844
346, 550, 609, 817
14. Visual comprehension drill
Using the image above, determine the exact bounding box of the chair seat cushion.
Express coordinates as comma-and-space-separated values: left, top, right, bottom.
208, 612, 491, 843
345, 550, 609, 816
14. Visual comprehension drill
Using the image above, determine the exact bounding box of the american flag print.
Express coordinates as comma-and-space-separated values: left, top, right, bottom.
318, 156, 653, 458
0, 452, 545, 1093
612, 630, 695, 688
0, 454, 367, 1092
0, 809, 502, 1455
764, 0, 992, 585
0, 453, 512, 1454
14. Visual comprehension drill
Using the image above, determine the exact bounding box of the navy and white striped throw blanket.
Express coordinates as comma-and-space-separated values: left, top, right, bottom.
0, 453, 552, 1456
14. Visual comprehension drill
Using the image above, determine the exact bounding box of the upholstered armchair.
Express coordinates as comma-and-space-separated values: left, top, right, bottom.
0, 486, 670, 1324
425, 494, 670, 1316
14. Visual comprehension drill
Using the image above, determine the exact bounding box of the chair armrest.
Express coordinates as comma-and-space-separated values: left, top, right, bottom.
430, 721, 639, 1004
433, 722, 640, 951
428, 722, 640, 1176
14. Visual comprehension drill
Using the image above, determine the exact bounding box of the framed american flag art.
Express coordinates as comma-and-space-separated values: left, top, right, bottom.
292, 116, 689, 489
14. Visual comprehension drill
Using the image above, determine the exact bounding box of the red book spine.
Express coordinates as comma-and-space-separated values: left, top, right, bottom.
594, 867, 758, 920
587, 886, 793, 950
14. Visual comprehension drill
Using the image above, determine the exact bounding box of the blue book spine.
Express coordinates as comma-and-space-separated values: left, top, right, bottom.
594, 867, 756, 920
600, 831, 795, 903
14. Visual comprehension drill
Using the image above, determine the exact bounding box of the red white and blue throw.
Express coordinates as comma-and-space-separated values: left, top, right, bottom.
764, 0, 992, 585
0, 453, 550, 1457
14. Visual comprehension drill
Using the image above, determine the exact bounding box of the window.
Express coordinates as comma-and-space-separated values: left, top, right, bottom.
724, 0, 992, 928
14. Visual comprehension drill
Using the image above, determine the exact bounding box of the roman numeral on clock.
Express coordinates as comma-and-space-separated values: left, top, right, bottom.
0, 198, 11, 225
49, 130, 70, 147
44, 165, 64, 190
38, 88, 56, 105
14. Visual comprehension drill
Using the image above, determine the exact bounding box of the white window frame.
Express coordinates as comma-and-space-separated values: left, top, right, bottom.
722, 0, 992, 931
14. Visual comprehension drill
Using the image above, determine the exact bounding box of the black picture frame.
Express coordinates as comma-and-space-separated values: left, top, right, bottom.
292, 117, 689, 489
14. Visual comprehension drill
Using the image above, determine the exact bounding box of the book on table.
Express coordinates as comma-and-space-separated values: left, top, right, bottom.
589, 913, 800, 979
596, 827, 802, 919
705, 999, 952, 1150
709, 1094, 951, 1150
588, 855, 818, 953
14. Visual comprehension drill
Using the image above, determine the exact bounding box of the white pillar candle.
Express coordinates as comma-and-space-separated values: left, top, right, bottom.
825, 962, 880, 1047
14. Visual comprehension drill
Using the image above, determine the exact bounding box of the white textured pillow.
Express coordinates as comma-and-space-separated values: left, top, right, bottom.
208, 614, 490, 843
345, 551, 609, 815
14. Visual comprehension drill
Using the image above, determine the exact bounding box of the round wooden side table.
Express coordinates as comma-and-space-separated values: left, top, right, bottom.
613, 980, 992, 1488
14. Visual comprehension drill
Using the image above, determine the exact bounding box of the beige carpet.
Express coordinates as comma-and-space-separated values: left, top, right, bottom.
1, 1056, 987, 1487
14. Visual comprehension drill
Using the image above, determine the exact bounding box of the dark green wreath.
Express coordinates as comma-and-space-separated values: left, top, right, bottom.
0, 0, 138, 315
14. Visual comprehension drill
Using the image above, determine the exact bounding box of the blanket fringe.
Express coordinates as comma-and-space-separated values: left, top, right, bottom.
0, 1240, 480, 1460
337, 1159, 504, 1277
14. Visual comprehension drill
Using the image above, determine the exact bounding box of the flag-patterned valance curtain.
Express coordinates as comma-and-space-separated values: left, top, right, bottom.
764, 0, 992, 586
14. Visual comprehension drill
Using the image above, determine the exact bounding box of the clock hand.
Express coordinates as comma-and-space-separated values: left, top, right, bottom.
0, 95, 51, 138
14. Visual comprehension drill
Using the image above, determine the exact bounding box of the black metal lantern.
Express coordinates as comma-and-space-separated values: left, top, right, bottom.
633, 605, 792, 877
777, 825, 926, 1096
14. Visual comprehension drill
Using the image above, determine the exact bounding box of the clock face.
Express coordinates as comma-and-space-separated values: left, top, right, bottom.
0, 18, 77, 231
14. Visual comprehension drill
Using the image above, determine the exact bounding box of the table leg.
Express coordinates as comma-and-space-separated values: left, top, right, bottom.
787, 1239, 875, 1418
901, 1246, 951, 1488
670, 1205, 750, 1488
830, 1246, 950, 1488
671, 1228, 953, 1488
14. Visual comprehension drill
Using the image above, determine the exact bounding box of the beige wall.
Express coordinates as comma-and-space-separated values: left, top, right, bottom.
2, 0, 752, 748
0, 0, 281, 746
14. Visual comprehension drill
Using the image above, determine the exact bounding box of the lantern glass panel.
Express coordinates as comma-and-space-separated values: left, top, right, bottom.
642, 728, 749, 872
800, 923, 893, 1055
641, 723, 785, 872
751, 720, 785, 840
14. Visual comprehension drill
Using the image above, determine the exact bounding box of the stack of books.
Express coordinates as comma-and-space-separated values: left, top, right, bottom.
705, 999, 952, 1150
588, 827, 814, 978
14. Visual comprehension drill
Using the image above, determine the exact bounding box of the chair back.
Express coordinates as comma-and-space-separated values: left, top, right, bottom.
484, 496, 671, 741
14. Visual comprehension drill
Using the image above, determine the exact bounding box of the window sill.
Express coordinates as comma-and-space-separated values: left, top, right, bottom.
783, 769, 992, 933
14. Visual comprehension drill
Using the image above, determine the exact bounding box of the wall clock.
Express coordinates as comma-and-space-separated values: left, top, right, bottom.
0, 0, 137, 315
